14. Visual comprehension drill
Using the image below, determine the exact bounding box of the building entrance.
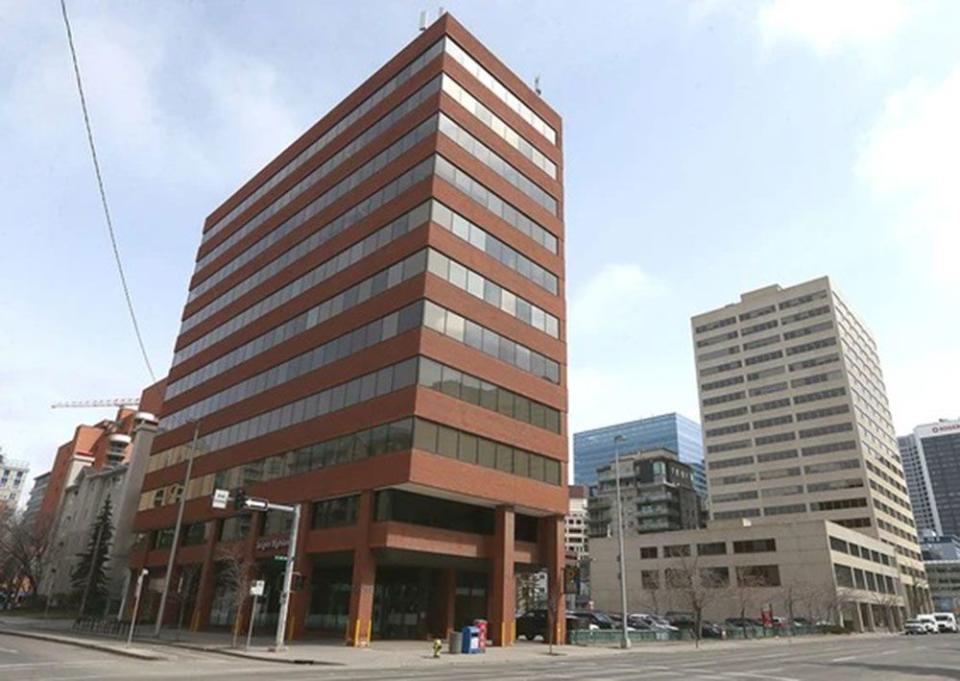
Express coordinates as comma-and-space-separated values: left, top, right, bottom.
372, 566, 440, 640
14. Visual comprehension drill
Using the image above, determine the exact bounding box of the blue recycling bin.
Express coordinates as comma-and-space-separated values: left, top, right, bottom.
461, 625, 480, 654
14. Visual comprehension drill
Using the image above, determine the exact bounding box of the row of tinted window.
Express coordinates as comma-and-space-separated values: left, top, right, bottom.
167, 250, 428, 397
438, 113, 557, 214
187, 156, 434, 304
161, 302, 424, 433
435, 155, 557, 253
196, 113, 439, 274
440, 75, 556, 178
200, 39, 444, 246
183, 199, 431, 334
429, 200, 558, 294
412, 417, 562, 485
418, 356, 561, 432
423, 300, 561, 383
176, 228, 429, 367
425, 248, 559, 337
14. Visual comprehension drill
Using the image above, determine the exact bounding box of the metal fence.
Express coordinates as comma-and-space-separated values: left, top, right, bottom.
568, 625, 835, 646
73, 617, 131, 639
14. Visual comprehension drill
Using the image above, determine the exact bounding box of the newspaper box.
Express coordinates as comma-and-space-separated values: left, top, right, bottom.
473, 619, 487, 651
461, 625, 480, 654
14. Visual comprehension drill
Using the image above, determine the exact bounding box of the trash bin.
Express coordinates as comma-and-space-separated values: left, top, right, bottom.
448, 629, 463, 654
461, 625, 480, 654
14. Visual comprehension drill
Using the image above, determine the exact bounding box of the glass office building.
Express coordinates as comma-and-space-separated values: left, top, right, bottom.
573, 413, 706, 498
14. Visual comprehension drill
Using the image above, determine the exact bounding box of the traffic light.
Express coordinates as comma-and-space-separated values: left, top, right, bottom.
291, 571, 304, 591
233, 488, 247, 511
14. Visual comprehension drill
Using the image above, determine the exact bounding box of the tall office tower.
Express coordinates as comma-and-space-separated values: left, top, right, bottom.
131, 14, 567, 646
898, 434, 936, 533
691, 276, 929, 614
573, 413, 706, 497
911, 420, 960, 537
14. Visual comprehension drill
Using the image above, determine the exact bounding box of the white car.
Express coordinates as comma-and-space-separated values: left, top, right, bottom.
933, 613, 958, 633
904, 619, 929, 635
916, 614, 939, 633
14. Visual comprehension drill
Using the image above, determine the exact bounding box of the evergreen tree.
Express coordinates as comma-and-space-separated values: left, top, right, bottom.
71, 497, 114, 616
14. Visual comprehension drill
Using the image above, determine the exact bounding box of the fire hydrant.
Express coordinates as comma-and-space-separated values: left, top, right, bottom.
432, 638, 443, 658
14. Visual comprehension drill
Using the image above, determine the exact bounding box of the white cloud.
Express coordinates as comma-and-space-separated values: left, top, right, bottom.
757, 0, 909, 56
566, 264, 696, 438
857, 69, 960, 284
0, 9, 304, 188
569, 263, 664, 338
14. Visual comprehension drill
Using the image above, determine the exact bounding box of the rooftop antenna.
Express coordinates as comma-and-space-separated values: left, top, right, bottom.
419, 10, 427, 31
534, 75, 542, 96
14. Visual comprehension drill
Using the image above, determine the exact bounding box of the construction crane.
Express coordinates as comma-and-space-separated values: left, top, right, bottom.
51, 398, 140, 410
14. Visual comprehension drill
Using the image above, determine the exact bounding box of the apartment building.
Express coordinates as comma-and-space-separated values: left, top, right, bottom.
130, 13, 567, 646
588, 448, 702, 537
690, 276, 929, 614
0, 449, 29, 513
565, 485, 588, 559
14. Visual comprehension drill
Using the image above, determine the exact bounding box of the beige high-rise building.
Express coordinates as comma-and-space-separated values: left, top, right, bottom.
691, 276, 930, 614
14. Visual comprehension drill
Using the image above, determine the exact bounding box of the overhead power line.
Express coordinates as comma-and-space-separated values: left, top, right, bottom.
59, 0, 157, 381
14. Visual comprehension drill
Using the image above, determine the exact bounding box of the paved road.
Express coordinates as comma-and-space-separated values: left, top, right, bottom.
1, 632, 959, 680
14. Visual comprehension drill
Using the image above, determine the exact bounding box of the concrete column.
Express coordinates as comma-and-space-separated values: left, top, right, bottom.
438, 568, 457, 637
542, 514, 566, 646
862, 602, 875, 631
347, 490, 375, 647
287, 502, 313, 641
850, 602, 864, 632
191, 519, 220, 631
489, 505, 515, 647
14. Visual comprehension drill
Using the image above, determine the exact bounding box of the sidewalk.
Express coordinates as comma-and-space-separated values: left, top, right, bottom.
0, 615, 897, 668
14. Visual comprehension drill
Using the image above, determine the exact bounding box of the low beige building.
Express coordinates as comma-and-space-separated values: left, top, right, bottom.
591, 518, 905, 632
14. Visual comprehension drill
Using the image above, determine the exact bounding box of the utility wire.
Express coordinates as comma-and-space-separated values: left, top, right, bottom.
60, 0, 156, 381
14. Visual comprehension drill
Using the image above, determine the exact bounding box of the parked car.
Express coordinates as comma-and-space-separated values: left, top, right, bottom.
904, 619, 929, 635
933, 612, 958, 633
916, 614, 939, 634
629, 613, 679, 632
725, 617, 763, 629
667, 614, 725, 639
515, 610, 594, 641
573, 611, 616, 630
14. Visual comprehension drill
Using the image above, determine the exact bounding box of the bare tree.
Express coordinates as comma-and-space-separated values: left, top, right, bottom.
214, 545, 257, 648
0, 511, 50, 605
665, 556, 727, 648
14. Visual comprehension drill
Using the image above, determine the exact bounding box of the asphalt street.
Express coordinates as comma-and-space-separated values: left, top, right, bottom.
1, 632, 959, 680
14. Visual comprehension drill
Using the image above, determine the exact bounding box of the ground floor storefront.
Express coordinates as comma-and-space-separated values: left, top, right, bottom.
129, 489, 566, 646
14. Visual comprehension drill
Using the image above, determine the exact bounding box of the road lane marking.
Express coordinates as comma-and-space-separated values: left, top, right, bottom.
0, 647, 19, 654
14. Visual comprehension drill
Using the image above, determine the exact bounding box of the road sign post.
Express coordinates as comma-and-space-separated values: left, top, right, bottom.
127, 569, 148, 647
273, 503, 301, 651
246, 580, 265, 651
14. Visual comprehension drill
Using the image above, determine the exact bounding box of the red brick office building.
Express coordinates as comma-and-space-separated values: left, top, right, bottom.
130, 14, 567, 645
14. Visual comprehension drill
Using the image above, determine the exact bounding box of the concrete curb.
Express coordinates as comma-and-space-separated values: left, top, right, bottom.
157, 640, 342, 665
0, 627, 164, 660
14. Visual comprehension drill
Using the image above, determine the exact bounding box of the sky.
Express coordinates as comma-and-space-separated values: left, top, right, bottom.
1, 0, 959, 501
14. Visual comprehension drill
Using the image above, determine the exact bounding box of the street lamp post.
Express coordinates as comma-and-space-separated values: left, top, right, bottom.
154, 419, 202, 636
613, 434, 631, 649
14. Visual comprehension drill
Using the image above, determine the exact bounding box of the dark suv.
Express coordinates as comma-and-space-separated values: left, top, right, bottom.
516, 610, 589, 641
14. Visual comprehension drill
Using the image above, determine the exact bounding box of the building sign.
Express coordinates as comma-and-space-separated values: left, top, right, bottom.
255, 536, 290, 553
